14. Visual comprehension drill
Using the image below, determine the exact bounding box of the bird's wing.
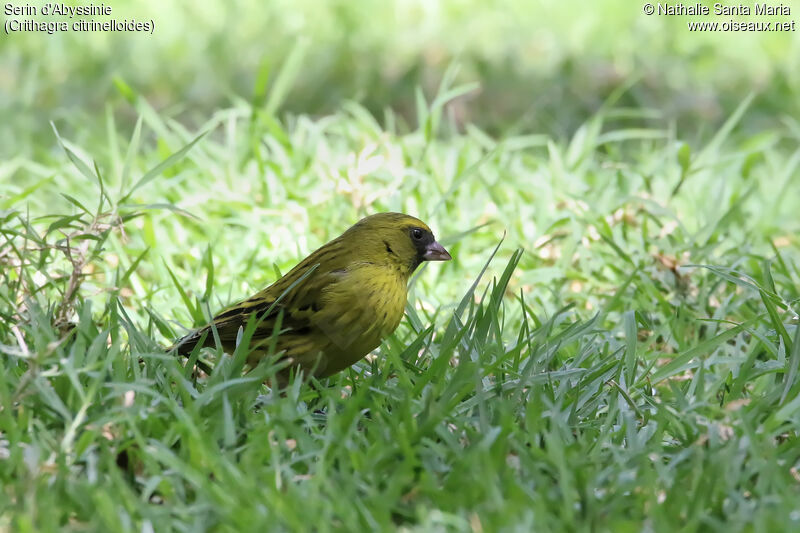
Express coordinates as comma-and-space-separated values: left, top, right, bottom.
172, 262, 332, 356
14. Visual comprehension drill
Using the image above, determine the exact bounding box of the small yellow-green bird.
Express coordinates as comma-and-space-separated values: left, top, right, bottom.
172, 213, 451, 382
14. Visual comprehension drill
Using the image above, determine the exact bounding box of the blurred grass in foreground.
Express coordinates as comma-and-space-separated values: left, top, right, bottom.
1, 75, 799, 528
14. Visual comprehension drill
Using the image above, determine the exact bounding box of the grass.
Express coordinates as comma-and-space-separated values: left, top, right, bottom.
3, 0, 800, 148
2, 79, 799, 531
3, 3, 800, 524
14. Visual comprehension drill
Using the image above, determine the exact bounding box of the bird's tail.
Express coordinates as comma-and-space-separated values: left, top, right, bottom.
168, 327, 210, 356
168, 327, 215, 374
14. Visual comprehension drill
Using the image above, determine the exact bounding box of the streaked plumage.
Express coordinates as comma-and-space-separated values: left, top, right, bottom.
171, 213, 451, 382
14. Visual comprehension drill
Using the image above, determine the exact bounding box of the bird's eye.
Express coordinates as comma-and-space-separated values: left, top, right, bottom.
412, 228, 424, 240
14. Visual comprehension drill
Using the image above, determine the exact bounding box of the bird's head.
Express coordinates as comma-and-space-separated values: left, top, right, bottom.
345, 212, 451, 277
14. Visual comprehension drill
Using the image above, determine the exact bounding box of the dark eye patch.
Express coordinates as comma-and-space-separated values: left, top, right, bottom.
406, 227, 435, 271
409, 227, 433, 250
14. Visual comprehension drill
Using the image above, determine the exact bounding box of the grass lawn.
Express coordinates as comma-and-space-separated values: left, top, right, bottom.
2, 2, 800, 531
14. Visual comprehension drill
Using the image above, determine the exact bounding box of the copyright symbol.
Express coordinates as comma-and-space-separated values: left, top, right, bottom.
643, 3, 654, 14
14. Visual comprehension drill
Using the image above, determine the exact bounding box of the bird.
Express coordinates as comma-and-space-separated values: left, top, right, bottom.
171, 212, 451, 383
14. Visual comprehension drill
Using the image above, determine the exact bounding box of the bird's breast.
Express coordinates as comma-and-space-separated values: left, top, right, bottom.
316, 264, 408, 354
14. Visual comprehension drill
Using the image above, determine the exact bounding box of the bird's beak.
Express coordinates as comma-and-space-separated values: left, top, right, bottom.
423, 241, 452, 261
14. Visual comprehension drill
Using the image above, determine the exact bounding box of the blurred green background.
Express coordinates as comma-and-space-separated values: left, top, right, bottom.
4, 0, 800, 344
3, 0, 799, 156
